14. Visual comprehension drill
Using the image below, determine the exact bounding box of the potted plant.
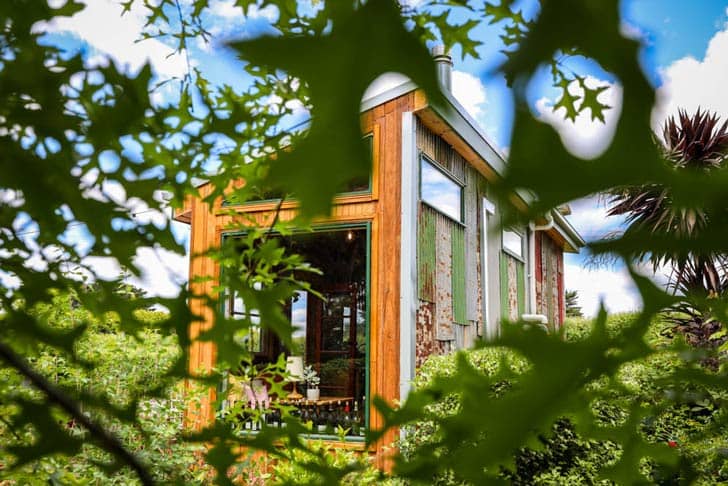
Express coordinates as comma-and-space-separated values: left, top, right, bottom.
303, 365, 320, 401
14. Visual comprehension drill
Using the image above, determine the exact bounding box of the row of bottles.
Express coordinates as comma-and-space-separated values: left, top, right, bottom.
236, 398, 366, 437
298, 399, 365, 436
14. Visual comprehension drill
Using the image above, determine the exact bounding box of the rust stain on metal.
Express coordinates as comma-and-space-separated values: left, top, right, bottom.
416, 301, 452, 367
435, 211, 454, 340
507, 255, 519, 321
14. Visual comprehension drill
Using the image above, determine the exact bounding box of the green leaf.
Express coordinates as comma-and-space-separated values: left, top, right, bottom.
231, 0, 443, 218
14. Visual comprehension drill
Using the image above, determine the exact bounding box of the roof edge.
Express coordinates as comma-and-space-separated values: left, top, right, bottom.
551, 209, 586, 252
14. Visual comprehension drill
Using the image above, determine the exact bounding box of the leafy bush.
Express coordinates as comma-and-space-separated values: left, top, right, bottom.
398, 346, 615, 484
269, 441, 403, 486
398, 313, 728, 485
569, 314, 728, 485
0, 293, 208, 484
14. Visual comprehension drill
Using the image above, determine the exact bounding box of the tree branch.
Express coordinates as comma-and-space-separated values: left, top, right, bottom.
0, 340, 155, 486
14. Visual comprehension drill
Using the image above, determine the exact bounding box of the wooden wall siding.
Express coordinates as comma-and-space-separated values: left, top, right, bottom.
185, 183, 220, 431
435, 211, 454, 340
417, 205, 437, 302
369, 92, 413, 467
180, 92, 416, 469
451, 224, 466, 325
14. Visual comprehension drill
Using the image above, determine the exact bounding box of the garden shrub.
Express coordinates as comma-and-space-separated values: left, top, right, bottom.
0, 292, 209, 485
399, 346, 615, 485
399, 314, 728, 485
271, 441, 403, 486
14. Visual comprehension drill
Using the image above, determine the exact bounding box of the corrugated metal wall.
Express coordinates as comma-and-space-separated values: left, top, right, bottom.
417, 206, 436, 302
451, 224, 466, 325
535, 232, 565, 328
415, 119, 481, 363
499, 249, 526, 322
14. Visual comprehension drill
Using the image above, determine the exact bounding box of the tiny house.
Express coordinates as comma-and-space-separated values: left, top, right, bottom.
174, 49, 584, 466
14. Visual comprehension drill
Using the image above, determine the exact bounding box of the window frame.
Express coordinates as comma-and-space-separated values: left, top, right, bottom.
502, 227, 526, 262
418, 153, 465, 224
219, 222, 372, 440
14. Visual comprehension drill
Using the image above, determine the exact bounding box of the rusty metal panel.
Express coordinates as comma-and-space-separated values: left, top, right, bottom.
416, 300, 452, 367
415, 301, 435, 368
516, 259, 526, 317
450, 151, 466, 181
418, 205, 437, 301
464, 167, 479, 322
535, 233, 544, 315
540, 235, 560, 326
500, 252, 525, 321
416, 118, 453, 172
436, 212, 454, 340
451, 224, 466, 325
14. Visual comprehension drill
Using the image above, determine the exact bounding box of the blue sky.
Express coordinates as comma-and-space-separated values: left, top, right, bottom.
38, 0, 728, 313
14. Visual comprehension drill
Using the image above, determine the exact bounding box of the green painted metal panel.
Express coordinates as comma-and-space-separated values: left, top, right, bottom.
418, 206, 436, 301
452, 224, 466, 324
516, 260, 526, 317
499, 252, 509, 320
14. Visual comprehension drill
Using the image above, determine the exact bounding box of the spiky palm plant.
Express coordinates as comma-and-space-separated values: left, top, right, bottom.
606, 109, 728, 358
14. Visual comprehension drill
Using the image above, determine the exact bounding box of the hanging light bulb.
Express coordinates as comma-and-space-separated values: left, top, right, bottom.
346, 230, 354, 241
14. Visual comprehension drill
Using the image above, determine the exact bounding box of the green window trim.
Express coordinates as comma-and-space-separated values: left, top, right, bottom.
417, 206, 436, 302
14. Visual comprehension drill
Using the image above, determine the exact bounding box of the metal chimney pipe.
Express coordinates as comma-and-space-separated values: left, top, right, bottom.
431, 45, 452, 91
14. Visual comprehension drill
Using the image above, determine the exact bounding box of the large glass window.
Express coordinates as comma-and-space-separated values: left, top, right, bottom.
420, 156, 463, 222
226, 227, 368, 438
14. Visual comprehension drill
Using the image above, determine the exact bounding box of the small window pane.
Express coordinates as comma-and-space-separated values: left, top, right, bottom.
502, 229, 524, 259
420, 158, 462, 222
231, 292, 262, 353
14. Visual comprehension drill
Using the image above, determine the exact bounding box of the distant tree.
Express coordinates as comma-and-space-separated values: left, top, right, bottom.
565, 289, 583, 318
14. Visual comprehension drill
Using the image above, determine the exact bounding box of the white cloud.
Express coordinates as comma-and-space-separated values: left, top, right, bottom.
451, 70, 487, 119
83, 245, 187, 298
564, 261, 641, 317
535, 76, 622, 159
653, 25, 728, 129
209, 0, 277, 22
565, 196, 626, 242
35, 0, 188, 78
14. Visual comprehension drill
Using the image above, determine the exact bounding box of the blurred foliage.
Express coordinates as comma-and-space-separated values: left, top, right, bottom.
0, 291, 208, 484
1, 0, 728, 485
397, 314, 728, 484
